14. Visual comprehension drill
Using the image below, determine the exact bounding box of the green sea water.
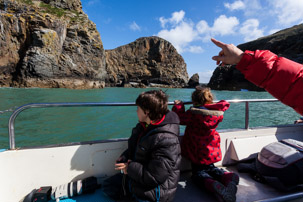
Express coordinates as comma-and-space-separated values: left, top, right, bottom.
0, 87, 299, 149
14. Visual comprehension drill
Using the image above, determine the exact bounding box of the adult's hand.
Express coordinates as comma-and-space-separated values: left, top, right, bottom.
211, 38, 244, 66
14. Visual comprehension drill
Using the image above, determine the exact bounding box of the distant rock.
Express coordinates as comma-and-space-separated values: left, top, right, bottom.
238, 24, 303, 63
0, 0, 107, 89
208, 65, 264, 91
187, 73, 199, 88
208, 24, 303, 91
105, 36, 189, 88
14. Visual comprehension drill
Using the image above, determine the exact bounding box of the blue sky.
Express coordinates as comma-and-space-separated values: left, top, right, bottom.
81, 0, 303, 83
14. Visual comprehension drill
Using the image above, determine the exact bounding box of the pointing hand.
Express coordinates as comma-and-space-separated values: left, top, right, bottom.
211, 38, 244, 66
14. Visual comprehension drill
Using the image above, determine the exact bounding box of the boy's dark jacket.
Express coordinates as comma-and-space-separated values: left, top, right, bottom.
121, 111, 181, 202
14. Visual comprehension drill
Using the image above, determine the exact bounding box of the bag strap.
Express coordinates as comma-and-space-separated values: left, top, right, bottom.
280, 139, 303, 152
294, 159, 303, 183
262, 176, 303, 191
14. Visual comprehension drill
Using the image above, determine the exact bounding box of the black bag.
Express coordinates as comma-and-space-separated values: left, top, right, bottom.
237, 139, 303, 191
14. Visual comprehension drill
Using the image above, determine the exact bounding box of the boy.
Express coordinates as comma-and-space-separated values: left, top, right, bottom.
115, 90, 181, 202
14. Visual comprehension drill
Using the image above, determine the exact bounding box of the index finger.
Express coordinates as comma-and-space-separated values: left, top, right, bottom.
115, 163, 125, 167
211, 38, 226, 48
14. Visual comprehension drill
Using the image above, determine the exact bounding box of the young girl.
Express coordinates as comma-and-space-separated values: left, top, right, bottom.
172, 86, 238, 202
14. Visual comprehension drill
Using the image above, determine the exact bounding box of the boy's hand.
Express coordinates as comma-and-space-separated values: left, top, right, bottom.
174, 100, 182, 105
116, 156, 126, 163
115, 160, 132, 174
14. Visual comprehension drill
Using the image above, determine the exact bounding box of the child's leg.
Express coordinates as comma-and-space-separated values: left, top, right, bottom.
207, 164, 239, 186
191, 164, 236, 202
207, 164, 239, 200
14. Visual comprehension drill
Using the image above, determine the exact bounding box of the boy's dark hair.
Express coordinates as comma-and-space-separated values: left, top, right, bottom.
136, 90, 169, 121
192, 86, 214, 105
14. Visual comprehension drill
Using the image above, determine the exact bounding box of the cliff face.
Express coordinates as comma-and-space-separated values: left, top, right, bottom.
208, 65, 264, 91
105, 37, 189, 88
208, 24, 303, 91
0, 0, 107, 89
0, 1, 189, 89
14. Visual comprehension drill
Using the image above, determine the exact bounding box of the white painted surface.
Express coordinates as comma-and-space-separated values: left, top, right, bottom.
0, 140, 127, 202
1, 125, 303, 202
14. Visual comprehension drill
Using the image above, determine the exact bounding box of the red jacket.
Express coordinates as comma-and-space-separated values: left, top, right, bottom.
172, 100, 230, 165
237, 50, 303, 115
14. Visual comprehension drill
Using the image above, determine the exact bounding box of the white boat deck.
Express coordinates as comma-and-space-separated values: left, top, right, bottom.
53, 167, 303, 202
175, 167, 300, 202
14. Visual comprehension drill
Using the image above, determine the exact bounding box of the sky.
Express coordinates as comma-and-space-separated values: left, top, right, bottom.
81, 0, 303, 83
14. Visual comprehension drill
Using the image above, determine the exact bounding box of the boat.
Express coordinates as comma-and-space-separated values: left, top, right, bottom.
1, 99, 303, 202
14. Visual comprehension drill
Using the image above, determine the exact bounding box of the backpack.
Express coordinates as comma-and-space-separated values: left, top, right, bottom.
237, 139, 303, 191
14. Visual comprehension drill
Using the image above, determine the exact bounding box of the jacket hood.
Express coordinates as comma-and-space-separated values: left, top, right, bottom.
158, 111, 180, 126
204, 100, 230, 111
190, 100, 230, 116
147, 111, 180, 136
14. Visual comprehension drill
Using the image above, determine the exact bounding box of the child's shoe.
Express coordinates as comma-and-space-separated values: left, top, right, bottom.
221, 172, 239, 186
204, 178, 236, 202
221, 172, 239, 200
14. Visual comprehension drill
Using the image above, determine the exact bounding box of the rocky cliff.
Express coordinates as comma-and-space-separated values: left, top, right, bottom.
208, 24, 303, 91
0, 0, 107, 89
105, 36, 189, 88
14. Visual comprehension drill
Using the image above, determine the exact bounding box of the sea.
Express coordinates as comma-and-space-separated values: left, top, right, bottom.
0, 87, 299, 149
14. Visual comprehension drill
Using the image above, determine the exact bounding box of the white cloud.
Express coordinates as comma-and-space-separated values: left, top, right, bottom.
87, 0, 99, 6
157, 11, 241, 53
187, 46, 204, 53
242, 0, 262, 16
197, 70, 214, 83
268, 29, 281, 35
196, 20, 209, 34
240, 19, 264, 41
196, 15, 239, 40
224, 0, 245, 11
211, 15, 239, 36
157, 21, 198, 53
268, 0, 303, 26
159, 10, 185, 28
130, 21, 141, 31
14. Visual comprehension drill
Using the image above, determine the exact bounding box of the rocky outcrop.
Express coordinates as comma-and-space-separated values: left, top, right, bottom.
0, 0, 106, 89
208, 65, 264, 91
187, 73, 199, 88
238, 24, 303, 63
208, 24, 303, 91
105, 36, 189, 88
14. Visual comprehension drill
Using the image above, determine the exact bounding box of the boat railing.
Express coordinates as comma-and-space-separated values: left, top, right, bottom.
8, 98, 278, 150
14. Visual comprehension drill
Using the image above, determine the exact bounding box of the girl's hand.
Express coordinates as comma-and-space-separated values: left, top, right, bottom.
294, 119, 303, 124
174, 100, 182, 105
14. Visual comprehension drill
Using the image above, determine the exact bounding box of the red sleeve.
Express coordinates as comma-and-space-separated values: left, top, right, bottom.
172, 103, 193, 125
237, 50, 303, 115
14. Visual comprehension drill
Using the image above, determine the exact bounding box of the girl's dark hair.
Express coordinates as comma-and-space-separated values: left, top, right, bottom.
136, 90, 169, 121
191, 86, 214, 105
